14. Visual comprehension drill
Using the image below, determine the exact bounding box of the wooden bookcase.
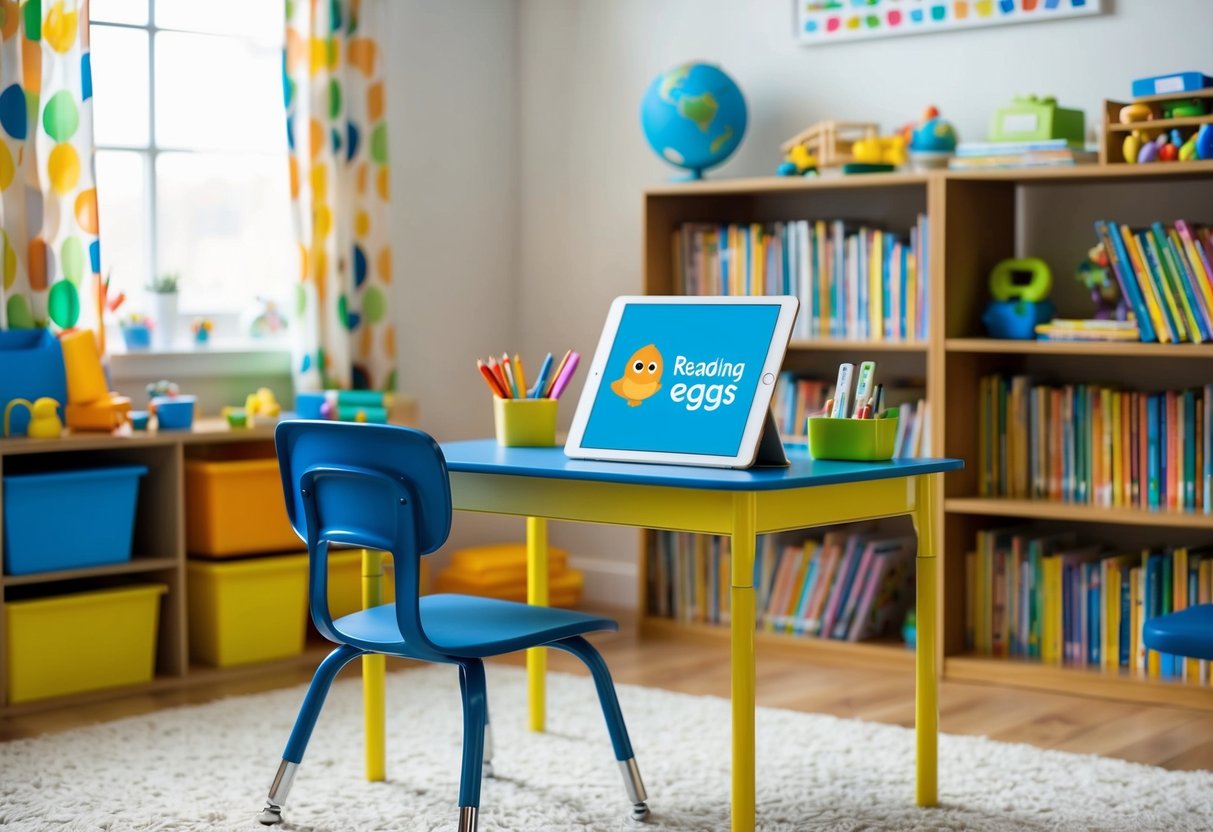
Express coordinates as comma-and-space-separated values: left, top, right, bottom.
642, 161, 1213, 709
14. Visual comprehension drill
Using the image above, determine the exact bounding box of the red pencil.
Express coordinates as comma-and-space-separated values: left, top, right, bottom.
487, 356, 510, 395
477, 360, 508, 397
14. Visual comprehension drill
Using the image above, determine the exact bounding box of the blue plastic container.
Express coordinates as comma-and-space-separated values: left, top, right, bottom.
153, 395, 195, 430
121, 325, 151, 351
295, 392, 326, 419
2, 465, 148, 575
0, 330, 67, 437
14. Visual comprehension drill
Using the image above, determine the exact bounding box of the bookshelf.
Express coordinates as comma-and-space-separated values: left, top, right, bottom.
642, 164, 1213, 709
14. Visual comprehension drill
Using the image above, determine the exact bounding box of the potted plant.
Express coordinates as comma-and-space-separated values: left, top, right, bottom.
146, 272, 180, 350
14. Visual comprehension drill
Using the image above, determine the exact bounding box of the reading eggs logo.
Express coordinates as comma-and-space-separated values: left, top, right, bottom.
611, 344, 663, 407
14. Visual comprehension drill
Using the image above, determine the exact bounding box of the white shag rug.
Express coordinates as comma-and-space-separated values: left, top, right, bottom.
1, 664, 1210, 831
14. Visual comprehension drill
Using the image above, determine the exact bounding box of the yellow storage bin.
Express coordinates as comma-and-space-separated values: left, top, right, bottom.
187, 554, 308, 667
184, 456, 299, 557
5, 584, 166, 704
435, 543, 582, 606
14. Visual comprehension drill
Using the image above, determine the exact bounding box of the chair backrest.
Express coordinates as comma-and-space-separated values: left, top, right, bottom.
275, 420, 452, 651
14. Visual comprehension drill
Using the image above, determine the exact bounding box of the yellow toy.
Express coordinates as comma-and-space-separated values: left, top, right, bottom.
244, 388, 282, 420
852, 134, 907, 166
4, 397, 63, 438
776, 144, 818, 176
781, 120, 879, 169
60, 330, 131, 431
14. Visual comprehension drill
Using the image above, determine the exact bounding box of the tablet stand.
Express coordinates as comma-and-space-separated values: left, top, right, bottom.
750, 409, 789, 468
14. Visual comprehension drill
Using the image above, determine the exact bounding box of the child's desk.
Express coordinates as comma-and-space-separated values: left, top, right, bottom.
371, 441, 961, 831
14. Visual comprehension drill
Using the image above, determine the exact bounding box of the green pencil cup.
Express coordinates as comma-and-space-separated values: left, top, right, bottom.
493, 397, 559, 447
807, 407, 900, 461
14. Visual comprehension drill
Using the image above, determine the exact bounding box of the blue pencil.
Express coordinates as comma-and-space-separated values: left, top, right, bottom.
530, 352, 554, 398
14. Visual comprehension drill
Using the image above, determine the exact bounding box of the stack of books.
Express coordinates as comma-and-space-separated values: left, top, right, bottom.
672, 216, 930, 342
648, 530, 915, 643
1095, 220, 1213, 344
948, 139, 1097, 170
1034, 319, 1140, 342
978, 374, 1213, 512
967, 529, 1212, 685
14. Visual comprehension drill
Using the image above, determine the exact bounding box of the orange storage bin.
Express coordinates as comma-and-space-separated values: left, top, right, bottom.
185, 455, 299, 557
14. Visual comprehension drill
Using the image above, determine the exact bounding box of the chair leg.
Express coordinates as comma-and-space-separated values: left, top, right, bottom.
483, 701, 495, 779
553, 636, 650, 822
259, 643, 364, 826
457, 659, 488, 832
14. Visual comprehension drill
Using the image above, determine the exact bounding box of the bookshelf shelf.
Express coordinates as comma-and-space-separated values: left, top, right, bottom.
945, 338, 1213, 358
790, 339, 927, 353
2, 557, 179, 588
644, 163, 1213, 709
1106, 115, 1213, 133
945, 497, 1213, 530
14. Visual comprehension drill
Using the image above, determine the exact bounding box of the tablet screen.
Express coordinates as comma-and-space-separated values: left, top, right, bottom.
578, 302, 784, 457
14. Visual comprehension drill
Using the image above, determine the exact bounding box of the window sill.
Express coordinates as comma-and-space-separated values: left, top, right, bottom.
110, 342, 292, 381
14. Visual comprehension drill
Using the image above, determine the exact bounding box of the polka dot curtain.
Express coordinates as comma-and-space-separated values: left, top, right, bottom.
286, 0, 394, 392
0, 0, 100, 332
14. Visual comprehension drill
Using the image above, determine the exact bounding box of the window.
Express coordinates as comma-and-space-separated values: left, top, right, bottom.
90, 0, 292, 322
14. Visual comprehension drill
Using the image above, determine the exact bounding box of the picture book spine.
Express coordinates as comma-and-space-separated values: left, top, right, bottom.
1206, 384, 1212, 513
1119, 563, 1132, 668
1096, 220, 1156, 343
1148, 394, 1160, 509
790, 544, 819, 635
832, 542, 875, 639
1125, 225, 1176, 343
804, 542, 840, 636
847, 548, 887, 642
1145, 553, 1161, 678
1088, 562, 1101, 667
821, 536, 861, 639
1165, 225, 1213, 340
1148, 224, 1201, 342
1185, 391, 1197, 510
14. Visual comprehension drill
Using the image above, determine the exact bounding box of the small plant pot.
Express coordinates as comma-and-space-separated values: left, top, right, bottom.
121, 325, 151, 351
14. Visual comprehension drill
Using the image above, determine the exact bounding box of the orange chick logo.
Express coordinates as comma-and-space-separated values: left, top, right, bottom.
611, 344, 663, 407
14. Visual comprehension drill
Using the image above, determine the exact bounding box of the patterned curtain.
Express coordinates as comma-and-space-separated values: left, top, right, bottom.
285, 0, 394, 391
0, 0, 100, 332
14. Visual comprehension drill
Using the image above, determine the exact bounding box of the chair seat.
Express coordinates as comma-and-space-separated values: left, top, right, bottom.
1142, 604, 1213, 661
332, 593, 619, 658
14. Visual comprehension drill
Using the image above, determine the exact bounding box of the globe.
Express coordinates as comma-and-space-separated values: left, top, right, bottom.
641, 63, 747, 180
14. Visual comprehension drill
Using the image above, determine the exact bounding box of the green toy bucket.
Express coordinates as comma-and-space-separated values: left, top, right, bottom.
807, 407, 900, 461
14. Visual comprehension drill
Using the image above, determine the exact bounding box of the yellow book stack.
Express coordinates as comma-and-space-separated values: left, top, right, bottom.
434, 543, 584, 607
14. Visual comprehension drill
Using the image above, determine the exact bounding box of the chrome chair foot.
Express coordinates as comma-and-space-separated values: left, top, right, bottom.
630, 802, 651, 822
257, 803, 283, 826
458, 805, 479, 832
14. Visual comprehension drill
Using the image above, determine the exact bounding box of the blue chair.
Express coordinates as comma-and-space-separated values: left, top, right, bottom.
259, 421, 649, 831
1143, 604, 1213, 662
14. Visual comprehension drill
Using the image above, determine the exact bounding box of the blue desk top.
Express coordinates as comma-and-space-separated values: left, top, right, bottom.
440, 440, 962, 492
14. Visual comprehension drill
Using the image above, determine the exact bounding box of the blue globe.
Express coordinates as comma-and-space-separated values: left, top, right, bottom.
641, 63, 747, 180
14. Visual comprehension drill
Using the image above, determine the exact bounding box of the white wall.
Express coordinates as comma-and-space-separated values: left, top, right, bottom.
513, 0, 1213, 606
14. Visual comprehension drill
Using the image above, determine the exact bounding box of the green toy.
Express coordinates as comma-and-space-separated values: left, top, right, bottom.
989, 95, 1084, 145
989, 257, 1052, 302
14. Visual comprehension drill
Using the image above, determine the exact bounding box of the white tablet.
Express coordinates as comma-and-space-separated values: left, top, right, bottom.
564, 295, 799, 469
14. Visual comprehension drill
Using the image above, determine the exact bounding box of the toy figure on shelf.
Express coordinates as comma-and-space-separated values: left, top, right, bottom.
1075, 243, 1126, 320
146, 379, 180, 401
4, 397, 62, 439
980, 257, 1055, 340
247, 297, 288, 339
61, 330, 132, 431
775, 144, 818, 177
906, 106, 958, 171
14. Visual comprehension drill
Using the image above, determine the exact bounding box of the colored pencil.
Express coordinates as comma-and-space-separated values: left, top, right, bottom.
501, 353, 519, 398
488, 357, 509, 394
530, 352, 554, 398
477, 360, 508, 397
545, 350, 573, 397
514, 354, 527, 399
548, 351, 581, 399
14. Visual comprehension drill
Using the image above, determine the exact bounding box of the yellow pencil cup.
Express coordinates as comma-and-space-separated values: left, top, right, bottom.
493, 397, 558, 447
807, 408, 900, 461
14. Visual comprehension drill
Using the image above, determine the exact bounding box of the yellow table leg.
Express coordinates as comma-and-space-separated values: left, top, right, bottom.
526, 516, 550, 732
912, 475, 939, 807
730, 493, 757, 832
362, 548, 386, 782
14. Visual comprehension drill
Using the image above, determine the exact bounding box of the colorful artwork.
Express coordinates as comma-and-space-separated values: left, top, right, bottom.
797, 0, 1102, 44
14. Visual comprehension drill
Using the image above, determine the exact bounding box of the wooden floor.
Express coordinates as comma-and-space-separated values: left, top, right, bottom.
4, 612, 1212, 772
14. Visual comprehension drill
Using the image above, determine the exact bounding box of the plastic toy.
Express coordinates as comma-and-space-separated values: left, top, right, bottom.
222, 407, 249, 428
1118, 102, 1153, 124
153, 395, 196, 431
776, 144, 818, 177
129, 410, 150, 430
1075, 243, 1126, 320
640, 62, 747, 180
4, 398, 62, 439
61, 330, 132, 431
990, 95, 1084, 145
1198, 124, 1213, 160
120, 315, 152, 351
1161, 98, 1207, 119
0, 329, 67, 436
981, 257, 1055, 340
848, 134, 907, 172
191, 318, 213, 346
1131, 71, 1213, 98
906, 106, 958, 170
781, 121, 879, 170
146, 379, 180, 401
244, 387, 282, 420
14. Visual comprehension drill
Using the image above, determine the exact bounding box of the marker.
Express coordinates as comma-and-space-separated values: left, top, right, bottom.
853, 361, 877, 418
830, 363, 854, 418
873, 383, 884, 417
823, 398, 834, 418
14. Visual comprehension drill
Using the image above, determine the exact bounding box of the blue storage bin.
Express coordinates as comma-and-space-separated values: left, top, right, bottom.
2, 465, 148, 575
0, 330, 68, 437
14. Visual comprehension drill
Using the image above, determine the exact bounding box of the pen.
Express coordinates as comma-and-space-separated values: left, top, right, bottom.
514, 354, 527, 400
853, 361, 876, 418
530, 352, 554, 398
477, 360, 508, 397
873, 384, 884, 417
547, 351, 580, 399
502, 353, 519, 398
546, 349, 573, 397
